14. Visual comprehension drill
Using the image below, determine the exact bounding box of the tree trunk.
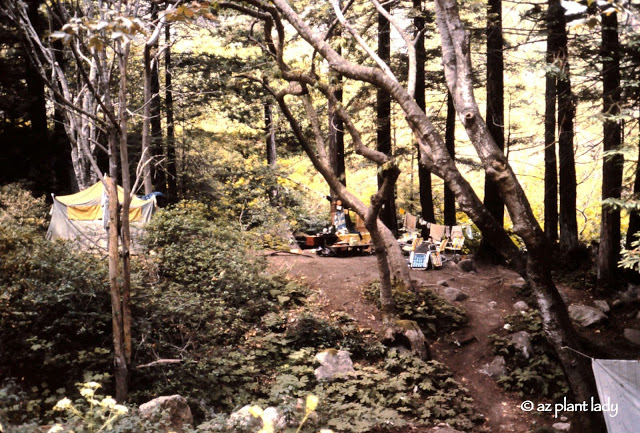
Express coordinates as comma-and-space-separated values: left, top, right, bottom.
544, 1, 559, 243
117, 42, 133, 366
551, 0, 579, 251
265, 103, 277, 166
597, 11, 623, 289
165, 22, 178, 201
328, 31, 346, 193
444, 92, 456, 226
479, 0, 505, 261
414, 0, 435, 225
150, 21, 165, 194
376, 3, 398, 235
142, 44, 154, 195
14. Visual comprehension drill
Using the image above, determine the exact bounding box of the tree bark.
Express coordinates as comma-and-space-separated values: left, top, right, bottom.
550, 0, 579, 251
376, 3, 398, 235
544, 0, 559, 243
150, 10, 165, 195
165, 22, 178, 201
597, 11, 623, 289
478, 0, 505, 261
414, 0, 435, 225
328, 28, 346, 193
444, 92, 456, 226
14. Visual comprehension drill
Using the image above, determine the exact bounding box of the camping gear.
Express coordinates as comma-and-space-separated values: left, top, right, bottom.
47, 178, 157, 252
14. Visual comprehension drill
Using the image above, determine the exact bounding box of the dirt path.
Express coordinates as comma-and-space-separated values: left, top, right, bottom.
267, 251, 556, 432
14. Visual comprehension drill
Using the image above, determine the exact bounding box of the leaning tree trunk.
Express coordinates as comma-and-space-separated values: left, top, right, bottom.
597, 11, 623, 289
434, 0, 604, 429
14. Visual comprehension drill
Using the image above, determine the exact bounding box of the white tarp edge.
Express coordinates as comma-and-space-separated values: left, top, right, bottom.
592, 359, 640, 433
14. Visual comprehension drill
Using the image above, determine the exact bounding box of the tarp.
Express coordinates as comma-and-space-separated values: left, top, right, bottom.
47, 178, 156, 252
592, 359, 640, 433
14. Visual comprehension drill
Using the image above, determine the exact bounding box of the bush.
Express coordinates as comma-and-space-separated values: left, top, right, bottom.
489, 310, 569, 400
365, 282, 467, 338
0, 185, 112, 424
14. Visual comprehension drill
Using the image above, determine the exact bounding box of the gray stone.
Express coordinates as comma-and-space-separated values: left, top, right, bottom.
513, 301, 529, 312
594, 300, 610, 313
612, 299, 622, 308
510, 280, 529, 292
552, 422, 571, 432
568, 305, 607, 327
384, 320, 430, 361
437, 280, 449, 287
429, 424, 464, 433
510, 331, 533, 359
443, 287, 468, 302
139, 395, 193, 432
624, 328, 640, 346
457, 259, 476, 273
488, 301, 498, 309
479, 356, 507, 379
314, 349, 356, 381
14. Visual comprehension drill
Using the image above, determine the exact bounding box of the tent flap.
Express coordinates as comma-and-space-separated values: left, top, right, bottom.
592, 359, 640, 433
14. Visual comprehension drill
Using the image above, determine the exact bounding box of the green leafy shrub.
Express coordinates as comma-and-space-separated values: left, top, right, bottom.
489, 310, 569, 400
0, 185, 112, 423
365, 282, 467, 338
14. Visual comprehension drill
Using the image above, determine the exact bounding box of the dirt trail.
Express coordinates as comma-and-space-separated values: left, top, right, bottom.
268, 251, 556, 432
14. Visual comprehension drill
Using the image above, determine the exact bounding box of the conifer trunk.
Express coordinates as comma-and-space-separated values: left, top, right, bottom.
598, 11, 623, 288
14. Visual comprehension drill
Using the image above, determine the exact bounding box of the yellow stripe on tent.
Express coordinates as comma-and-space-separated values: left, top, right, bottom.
68, 204, 103, 220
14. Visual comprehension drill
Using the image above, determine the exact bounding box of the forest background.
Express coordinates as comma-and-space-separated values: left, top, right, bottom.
1, 0, 640, 432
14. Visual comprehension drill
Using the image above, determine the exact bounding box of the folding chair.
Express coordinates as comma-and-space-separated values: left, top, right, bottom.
429, 237, 448, 269
445, 236, 465, 260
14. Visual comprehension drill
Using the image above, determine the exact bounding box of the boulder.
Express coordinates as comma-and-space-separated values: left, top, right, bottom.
139, 395, 193, 432
624, 328, 640, 346
513, 301, 529, 312
314, 349, 356, 381
510, 279, 529, 292
457, 259, 476, 273
384, 320, 430, 361
568, 305, 607, 327
429, 424, 465, 433
479, 356, 507, 379
552, 422, 571, 432
443, 287, 468, 302
594, 300, 610, 313
437, 279, 449, 287
227, 405, 287, 430
509, 331, 533, 359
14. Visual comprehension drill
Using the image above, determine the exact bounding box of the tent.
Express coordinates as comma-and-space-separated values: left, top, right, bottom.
47, 178, 157, 252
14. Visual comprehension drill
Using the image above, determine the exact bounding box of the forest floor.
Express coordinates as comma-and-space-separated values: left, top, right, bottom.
267, 250, 572, 433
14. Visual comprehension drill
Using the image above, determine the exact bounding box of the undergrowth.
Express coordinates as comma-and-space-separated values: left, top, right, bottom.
489, 310, 569, 400
365, 281, 467, 338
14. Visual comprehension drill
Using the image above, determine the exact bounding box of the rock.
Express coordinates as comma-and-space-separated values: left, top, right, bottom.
624, 328, 640, 346
509, 331, 533, 359
594, 300, 610, 313
552, 422, 571, 432
568, 305, 607, 327
227, 406, 286, 430
314, 349, 355, 381
513, 301, 529, 312
457, 259, 476, 273
510, 280, 529, 292
437, 279, 449, 287
139, 395, 193, 432
384, 320, 430, 361
612, 299, 622, 308
488, 301, 498, 309
443, 287, 468, 302
429, 424, 464, 433
479, 356, 507, 379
